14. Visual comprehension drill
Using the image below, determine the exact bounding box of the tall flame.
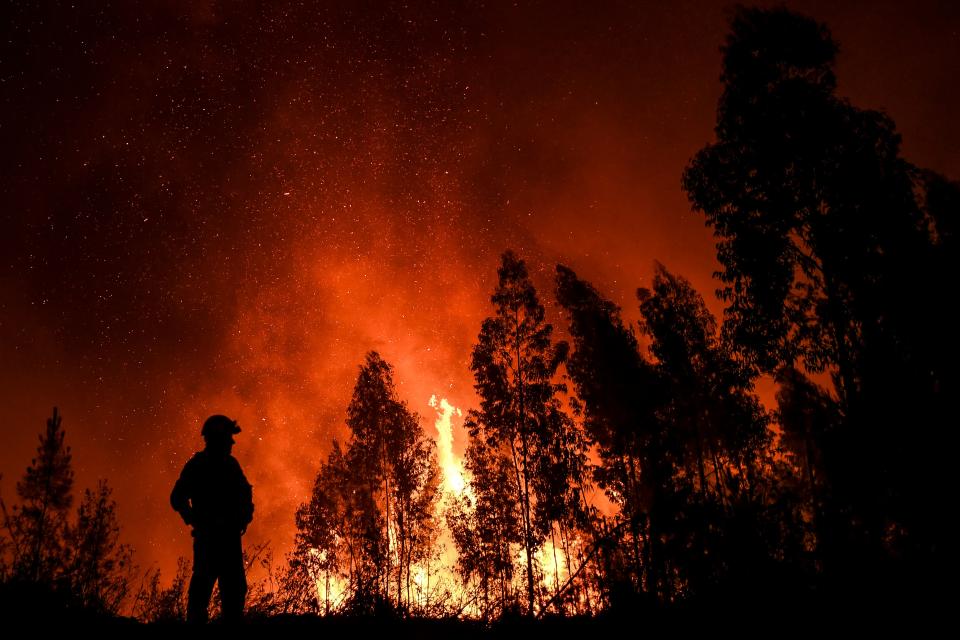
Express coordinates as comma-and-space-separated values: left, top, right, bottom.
429, 394, 467, 497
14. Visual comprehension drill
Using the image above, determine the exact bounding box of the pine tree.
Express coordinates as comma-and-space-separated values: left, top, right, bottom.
5, 407, 74, 584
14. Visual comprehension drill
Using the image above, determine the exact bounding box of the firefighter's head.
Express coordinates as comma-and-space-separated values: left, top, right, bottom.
201, 414, 240, 452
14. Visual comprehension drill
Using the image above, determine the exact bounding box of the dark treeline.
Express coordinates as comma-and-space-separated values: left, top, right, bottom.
683, 5, 955, 612
0, 5, 954, 624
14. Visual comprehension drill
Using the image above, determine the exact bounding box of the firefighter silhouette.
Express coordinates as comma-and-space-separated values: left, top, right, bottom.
171, 414, 254, 623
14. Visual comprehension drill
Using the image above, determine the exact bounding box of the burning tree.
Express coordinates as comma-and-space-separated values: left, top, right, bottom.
463, 250, 572, 616
293, 352, 440, 615
446, 430, 522, 619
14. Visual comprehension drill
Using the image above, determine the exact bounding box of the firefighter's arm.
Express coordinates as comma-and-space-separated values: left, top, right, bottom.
238, 466, 254, 535
170, 460, 196, 526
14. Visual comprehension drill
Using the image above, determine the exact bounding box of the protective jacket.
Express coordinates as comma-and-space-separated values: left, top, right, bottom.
170, 450, 254, 534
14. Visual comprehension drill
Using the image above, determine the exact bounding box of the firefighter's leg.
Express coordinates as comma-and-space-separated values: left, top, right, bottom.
187, 535, 216, 624
218, 534, 248, 622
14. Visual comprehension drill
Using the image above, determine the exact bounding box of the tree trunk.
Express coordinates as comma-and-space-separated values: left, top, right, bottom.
515, 308, 536, 617
626, 454, 644, 582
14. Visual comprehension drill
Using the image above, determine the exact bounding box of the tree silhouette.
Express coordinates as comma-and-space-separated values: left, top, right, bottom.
558, 262, 788, 603
292, 439, 348, 614
638, 263, 773, 599
3, 407, 74, 585
555, 264, 673, 602
1, 407, 141, 621
638, 264, 770, 505
528, 391, 591, 614
469, 250, 569, 616
294, 437, 386, 614
384, 401, 441, 611
345, 352, 401, 609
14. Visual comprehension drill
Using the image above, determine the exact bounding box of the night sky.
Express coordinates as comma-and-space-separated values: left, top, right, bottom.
2, 0, 958, 580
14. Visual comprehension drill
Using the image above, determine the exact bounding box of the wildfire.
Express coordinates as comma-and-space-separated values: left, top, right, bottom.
304, 395, 588, 616
306, 395, 470, 613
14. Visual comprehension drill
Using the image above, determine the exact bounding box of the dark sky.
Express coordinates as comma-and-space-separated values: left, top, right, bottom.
2, 0, 958, 580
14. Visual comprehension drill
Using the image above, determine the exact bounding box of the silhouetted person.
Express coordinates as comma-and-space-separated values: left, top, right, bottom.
171, 414, 254, 624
